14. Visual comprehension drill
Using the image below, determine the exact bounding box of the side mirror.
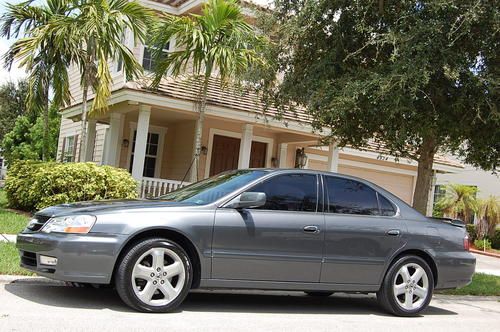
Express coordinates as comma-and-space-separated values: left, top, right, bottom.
227, 192, 266, 209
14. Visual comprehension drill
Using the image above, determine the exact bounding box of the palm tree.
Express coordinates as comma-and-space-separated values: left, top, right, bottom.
149, 0, 267, 181
1, 0, 75, 161
477, 196, 500, 239
2, 0, 153, 162
63, 0, 153, 161
436, 184, 478, 223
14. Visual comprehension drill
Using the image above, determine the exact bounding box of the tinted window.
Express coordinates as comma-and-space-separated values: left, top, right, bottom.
378, 193, 396, 216
326, 177, 379, 215
250, 174, 318, 212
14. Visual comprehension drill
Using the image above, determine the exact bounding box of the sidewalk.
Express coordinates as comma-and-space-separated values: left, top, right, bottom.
0, 233, 16, 243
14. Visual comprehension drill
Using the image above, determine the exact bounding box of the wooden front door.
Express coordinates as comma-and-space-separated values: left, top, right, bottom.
249, 141, 267, 168
210, 135, 241, 176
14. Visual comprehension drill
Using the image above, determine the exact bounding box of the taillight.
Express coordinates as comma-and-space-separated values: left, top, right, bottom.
464, 234, 470, 251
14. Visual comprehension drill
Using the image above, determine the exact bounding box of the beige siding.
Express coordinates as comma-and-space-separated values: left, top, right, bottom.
57, 117, 108, 164
163, 121, 196, 180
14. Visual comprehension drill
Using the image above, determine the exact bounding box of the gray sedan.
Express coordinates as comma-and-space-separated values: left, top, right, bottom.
16, 169, 475, 316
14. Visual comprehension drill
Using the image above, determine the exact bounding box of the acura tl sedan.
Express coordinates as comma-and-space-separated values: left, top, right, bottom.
16, 169, 475, 316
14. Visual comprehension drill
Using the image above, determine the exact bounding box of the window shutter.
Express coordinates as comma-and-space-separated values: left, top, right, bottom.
73, 134, 79, 162
60, 137, 67, 162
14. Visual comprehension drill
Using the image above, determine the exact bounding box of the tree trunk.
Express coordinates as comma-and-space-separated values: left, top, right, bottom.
412, 135, 437, 215
78, 84, 89, 162
189, 78, 210, 183
42, 89, 49, 162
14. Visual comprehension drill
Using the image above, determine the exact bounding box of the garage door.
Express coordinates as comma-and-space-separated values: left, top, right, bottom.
306, 159, 414, 204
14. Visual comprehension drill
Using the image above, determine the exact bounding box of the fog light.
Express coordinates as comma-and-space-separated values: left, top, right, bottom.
40, 255, 58, 266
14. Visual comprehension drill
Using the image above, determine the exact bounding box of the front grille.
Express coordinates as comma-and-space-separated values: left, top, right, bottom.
27, 215, 51, 232
20, 251, 37, 267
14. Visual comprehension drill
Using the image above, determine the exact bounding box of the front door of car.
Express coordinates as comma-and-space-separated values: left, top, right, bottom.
212, 173, 324, 282
320, 175, 406, 285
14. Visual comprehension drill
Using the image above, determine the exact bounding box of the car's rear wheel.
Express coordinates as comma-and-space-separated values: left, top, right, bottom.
115, 238, 192, 312
304, 291, 334, 297
377, 255, 434, 316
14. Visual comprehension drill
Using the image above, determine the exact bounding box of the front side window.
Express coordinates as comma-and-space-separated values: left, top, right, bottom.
62, 135, 77, 163
326, 176, 379, 215
129, 130, 160, 178
249, 173, 318, 212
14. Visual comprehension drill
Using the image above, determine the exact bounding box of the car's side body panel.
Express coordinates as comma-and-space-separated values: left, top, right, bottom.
212, 208, 325, 282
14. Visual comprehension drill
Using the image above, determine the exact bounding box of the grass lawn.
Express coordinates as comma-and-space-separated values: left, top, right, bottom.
0, 189, 29, 234
436, 273, 500, 296
0, 242, 35, 276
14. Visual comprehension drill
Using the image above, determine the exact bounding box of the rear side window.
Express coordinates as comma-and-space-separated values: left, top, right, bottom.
378, 193, 396, 216
249, 173, 318, 212
325, 177, 379, 215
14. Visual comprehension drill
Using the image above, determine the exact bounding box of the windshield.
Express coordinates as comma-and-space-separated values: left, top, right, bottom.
156, 170, 268, 205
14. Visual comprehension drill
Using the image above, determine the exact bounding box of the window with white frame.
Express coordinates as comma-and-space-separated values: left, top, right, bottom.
129, 131, 160, 178
142, 42, 170, 72
62, 135, 78, 163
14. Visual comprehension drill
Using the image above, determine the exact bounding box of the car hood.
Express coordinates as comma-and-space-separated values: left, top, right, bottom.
36, 199, 199, 217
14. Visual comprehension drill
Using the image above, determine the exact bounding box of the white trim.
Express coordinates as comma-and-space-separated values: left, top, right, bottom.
127, 122, 167, 179
204, 128, 274, 178
306, 152, 417, 177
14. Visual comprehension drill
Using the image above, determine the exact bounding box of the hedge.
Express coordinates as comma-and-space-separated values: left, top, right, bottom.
5, 161, 138, 211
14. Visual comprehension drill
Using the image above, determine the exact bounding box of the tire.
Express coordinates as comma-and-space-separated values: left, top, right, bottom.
115, 237, 193, 313
304, 291, 334, 297
377, 255, 434, 317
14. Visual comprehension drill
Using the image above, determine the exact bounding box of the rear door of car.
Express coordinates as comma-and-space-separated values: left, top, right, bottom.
320, 175, 406, 285
211, 172, 325, 282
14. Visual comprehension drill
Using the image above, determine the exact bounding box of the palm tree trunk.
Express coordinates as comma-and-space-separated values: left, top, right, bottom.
190, 77, 210, 182
42, 84, 49, 161
78, 83, 89, 162
413, 134, 437, 215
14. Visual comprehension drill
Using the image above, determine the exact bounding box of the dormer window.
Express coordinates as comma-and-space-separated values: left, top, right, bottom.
142, 42, 170, 72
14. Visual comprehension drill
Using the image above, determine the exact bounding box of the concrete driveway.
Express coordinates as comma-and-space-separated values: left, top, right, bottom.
474, 253, 500, 276
0, 277, 499, 332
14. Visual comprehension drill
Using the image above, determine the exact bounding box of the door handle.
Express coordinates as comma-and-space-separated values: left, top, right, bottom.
303, 225, 320, 234
387, 229, 401, 236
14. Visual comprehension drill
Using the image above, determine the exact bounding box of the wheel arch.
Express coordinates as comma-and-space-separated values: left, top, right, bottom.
112, 228, 202, 289
385, 249, 438, 287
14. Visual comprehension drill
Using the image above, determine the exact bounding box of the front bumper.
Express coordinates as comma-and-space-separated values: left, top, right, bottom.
16, 232, 127, 284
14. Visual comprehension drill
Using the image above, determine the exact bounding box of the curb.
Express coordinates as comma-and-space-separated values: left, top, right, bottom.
471, 248, 500, 259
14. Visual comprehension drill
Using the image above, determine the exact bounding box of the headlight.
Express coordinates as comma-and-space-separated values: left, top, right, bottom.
41, 215, 97, 234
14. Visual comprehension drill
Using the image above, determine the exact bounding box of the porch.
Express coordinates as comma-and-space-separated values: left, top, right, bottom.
79, 101, 337, 198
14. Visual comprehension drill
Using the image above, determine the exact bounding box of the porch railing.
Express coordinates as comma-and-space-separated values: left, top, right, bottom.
140, 177, 190, 198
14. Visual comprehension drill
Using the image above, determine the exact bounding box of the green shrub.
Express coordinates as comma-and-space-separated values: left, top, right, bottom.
5, 161, 138, 211
474, 239, 492, 250
491, 230, 500, 250
466, 224, 477, 242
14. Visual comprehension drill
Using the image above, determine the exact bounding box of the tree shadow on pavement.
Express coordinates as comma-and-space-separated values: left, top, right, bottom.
5, 279, 457, 316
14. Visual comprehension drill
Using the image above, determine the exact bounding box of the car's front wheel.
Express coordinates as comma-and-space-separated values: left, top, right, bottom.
115, 237, 192, 312
377, 255, 434, 316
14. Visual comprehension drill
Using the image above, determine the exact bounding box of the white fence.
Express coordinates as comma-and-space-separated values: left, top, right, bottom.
139, 177, 189, 198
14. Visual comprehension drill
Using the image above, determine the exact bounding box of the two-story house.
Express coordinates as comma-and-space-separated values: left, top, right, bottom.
56, 0, 462, 214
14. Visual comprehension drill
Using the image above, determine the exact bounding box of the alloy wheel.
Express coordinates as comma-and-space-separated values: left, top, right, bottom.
131, 247, 186, 306
392, 262, 429, 311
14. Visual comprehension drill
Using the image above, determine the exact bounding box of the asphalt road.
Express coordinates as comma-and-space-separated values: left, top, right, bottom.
0, 277, 499, 332
474, 253, 500, 276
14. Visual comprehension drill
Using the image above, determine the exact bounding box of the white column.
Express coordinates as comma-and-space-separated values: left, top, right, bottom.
426, 171, 437, 216
278, 143, 288, 168
327, 142, 340, 172
238, 124, 253, 169
103, 112, 124, 166
84, 119, 97, 162
131, 105, 151, 180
